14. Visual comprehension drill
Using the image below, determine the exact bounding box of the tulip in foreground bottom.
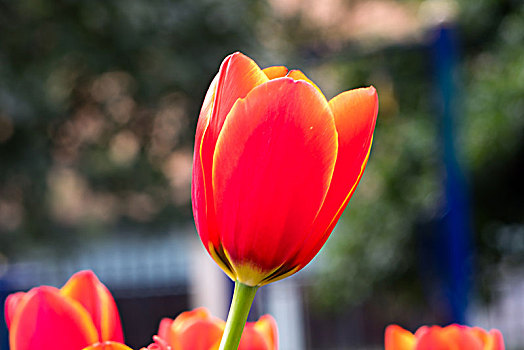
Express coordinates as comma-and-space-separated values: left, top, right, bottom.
84, 342, 134, 350
385, 324, 504, 350
146, 307, 278, 350
5, 270, 124, 350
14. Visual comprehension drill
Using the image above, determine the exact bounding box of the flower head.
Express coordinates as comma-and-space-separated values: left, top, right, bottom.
385, 324, 504, 350
5, 270, 124, 350
192, 52, 378, 286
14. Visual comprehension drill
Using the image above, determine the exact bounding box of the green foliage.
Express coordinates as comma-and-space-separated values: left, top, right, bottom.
309, 0, 524, 313
0, 0, 523, 320
461, 0, 524, 299
0, 0, 269, 255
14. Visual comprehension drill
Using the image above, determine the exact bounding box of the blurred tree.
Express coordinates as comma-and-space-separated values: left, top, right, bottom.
297, 0, 524, 327
460, 0, 524, 299
1, 0, 523, 338
0, 0, 270, 256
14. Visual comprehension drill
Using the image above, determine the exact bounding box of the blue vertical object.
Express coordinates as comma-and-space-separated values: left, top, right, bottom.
0, 278, 9, 350
432, 23, 473, 325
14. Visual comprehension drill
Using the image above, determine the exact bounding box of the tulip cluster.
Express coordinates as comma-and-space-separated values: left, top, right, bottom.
3, 270, 277, 350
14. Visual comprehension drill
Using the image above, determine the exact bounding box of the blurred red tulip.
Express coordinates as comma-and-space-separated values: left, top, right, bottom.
150, 307, 278, 350
192, 52, 378, 286
141, 336, 171, 350
238, 315, 278, 350
385, 324, 504, 350
84, 341, 134, 350
5, 270, 124, 350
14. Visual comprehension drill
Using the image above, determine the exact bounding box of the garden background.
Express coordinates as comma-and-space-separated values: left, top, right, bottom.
0, 0, 523, 349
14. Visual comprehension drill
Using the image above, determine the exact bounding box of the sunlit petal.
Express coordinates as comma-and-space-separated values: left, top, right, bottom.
212, 78, 337, 285
4, 291, 25, 329
385, 325, 416, 350
10, 286, 99, 350
196, 52, 269, 262
263, 66, 288, 80
61, 270, 124, 342
486, 329, 505, 350
286, 69, 323, 95
292, 86, 378, 268
250, 315, 279, 350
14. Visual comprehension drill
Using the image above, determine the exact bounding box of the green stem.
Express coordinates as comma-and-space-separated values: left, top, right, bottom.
219, 281, 259, 350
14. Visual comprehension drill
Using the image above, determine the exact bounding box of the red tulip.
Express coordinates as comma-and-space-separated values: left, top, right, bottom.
238, 315, 278, 350
149, 307, 278, 350
385, 324, 505, 350
84, 341, 134, 350
192, 52, 378, 286
141, 336, 171, 350
5, 270, 124, 350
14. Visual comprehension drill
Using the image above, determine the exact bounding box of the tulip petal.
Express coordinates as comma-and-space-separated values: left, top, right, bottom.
158, 318, 174, 342
212, 77, 338, 285
83, 342, 134, 350
414, 326, 430, 338
61, 270, 124, 343
192, 74, 218, 255
4, 291, 25, 329
471, 327, 490, 346
207, 52, 269, 143
263, 66, 288, 80
469, 327, 505, 350
286, 70, 323, 95
486, 329, 505, 350
447, 325, 484, 350
171, 307, 212, 331
174, 319, 223, 350
166, 308, 224, 350
413, 330, 451, 350
416, 325, 483, 350
385, 325, 416, 350
252, 315, 279, 350
194, 52, 269, 269
292, 86, 378, 269
239, 325, 271, 350
10, 286, 99, 350
141, 336, 172, 350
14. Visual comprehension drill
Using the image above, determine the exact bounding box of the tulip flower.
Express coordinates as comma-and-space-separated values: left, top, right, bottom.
141, 336, 171, 350
385, 324, 505, 350
147, 307, 277, 350
84, 342, 134, 350
192, 52, 378, 349
5, 270, 124, 350
193, 51, 378, 287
